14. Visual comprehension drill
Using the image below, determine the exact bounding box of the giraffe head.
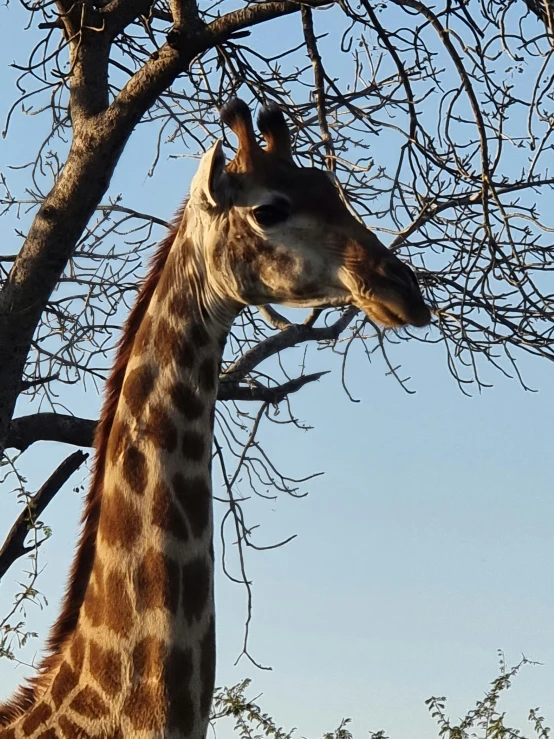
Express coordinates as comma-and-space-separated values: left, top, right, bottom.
187, 99, 431, 328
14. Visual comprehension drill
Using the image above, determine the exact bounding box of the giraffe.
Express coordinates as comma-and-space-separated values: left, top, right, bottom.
0, 100, 430, 739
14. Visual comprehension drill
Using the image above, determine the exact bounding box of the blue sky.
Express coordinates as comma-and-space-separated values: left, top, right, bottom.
1, 3, 553, 738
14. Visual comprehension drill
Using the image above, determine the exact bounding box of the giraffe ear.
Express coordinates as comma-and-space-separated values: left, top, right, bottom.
190, 140, 228, 207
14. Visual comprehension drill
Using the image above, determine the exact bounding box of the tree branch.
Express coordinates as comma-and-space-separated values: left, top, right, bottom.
6, 371, 331, 451
0, 451, 88, 581
225, 307, 358, 382
7, 414, 97, 452
301, 6, 336, 170
218, 370, 329, 403
522, 0, 554, 36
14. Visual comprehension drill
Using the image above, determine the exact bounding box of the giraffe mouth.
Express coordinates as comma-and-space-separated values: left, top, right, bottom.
359, 299, 431, 329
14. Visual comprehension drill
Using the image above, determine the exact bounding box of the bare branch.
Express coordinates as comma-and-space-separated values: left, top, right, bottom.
301, 7, 336, 170
7, 372, 329, 451
0, 451, 88, 582
7, 414, 97, 452
225, 308, 358, 382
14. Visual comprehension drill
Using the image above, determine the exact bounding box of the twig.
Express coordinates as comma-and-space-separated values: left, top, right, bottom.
0, 451, 88, 582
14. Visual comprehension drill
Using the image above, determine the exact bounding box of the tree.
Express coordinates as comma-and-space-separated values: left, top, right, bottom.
1, 0, 553, 669
213, 655, 552, 739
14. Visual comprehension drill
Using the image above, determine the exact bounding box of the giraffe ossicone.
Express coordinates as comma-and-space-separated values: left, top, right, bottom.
0, 99, 430, 739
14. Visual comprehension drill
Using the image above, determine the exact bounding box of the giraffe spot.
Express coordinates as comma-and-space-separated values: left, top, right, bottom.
209, 405, 216, 433
83, 581, 103, 627
169, 291, 189, 320
123, 364, 156, 419
136, 548, 180, 614
123, 683, 163, 731
83, 562, 106, 627
132, 636, 166, 680
70, 632, 86, 672
122, 445, 148, 495
22, 702, 52, 735
37, 730, 58, 739
170, 382, 203, 421
0, 729, 16, 739
89, 640, 122, 696
200, 615, 216, 716
181, 429, 205, 461
154, 319, 180, 364
144, 403, 178, 452
58, 716, 82, 739
99, 485, 142, 551
70, 685, 108, 719
172, 474, 211, 538
191, 323, 210, 348
106, 417, 130, 462
99, 486, 142, 551
198, 356, 218, 393
134, 313, 153, 355
152, 481, 189, 542
181, 557, 211, 625
177, 336, 195, 369
166, 645, 194, 733
106, 728, 124, 739
51, 661, 78, 709
156, 266, 173, 304
104, 569, 133, 635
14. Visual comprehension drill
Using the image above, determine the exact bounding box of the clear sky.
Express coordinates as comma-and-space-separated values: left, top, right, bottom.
0, 4, 553, 738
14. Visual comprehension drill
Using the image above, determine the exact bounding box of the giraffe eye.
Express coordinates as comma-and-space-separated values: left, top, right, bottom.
252, 199, 290, 227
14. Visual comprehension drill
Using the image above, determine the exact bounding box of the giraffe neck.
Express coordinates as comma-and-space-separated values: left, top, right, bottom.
1, 228, 238, 739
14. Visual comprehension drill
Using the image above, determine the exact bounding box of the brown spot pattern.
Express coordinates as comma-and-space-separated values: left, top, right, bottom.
200, 616, 216, 716
169, 291, 188, 319
104, 569, 133, 635
181, 557, 211, 625
99, 486, 142, 550
177, 337, 195, 369
134, 313, 153, 355
154, 319, 180, 364
198, 356, 218, 393
106, 417, 129, 462
144, 403, 178, 452
83, 562, 106, 627
0, 729, 16, 739
166, 646, 194, 733
172, 474, 211, 538
37, 729, 58, 739
123, 684, 163, 731
58, 716, 82, 739
89, 640, 122, 696
123, 364, 156, 419
121, 445, 148, 495
155, 267, 173, 304
170, 382, 203, 420
136, 548, 180, 614
132, 636, 166, 680
181, 429, 205, 461
22, 702, 52, 735
191, 323, 210, 348
51, 661, 78, 709
152, 481, 189, 541
70, 686, 108, 719
70, 632, 86, 672
83, 581, 102, 627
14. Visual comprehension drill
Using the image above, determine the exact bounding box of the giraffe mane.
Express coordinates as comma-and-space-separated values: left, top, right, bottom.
0, 203, 187, 726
